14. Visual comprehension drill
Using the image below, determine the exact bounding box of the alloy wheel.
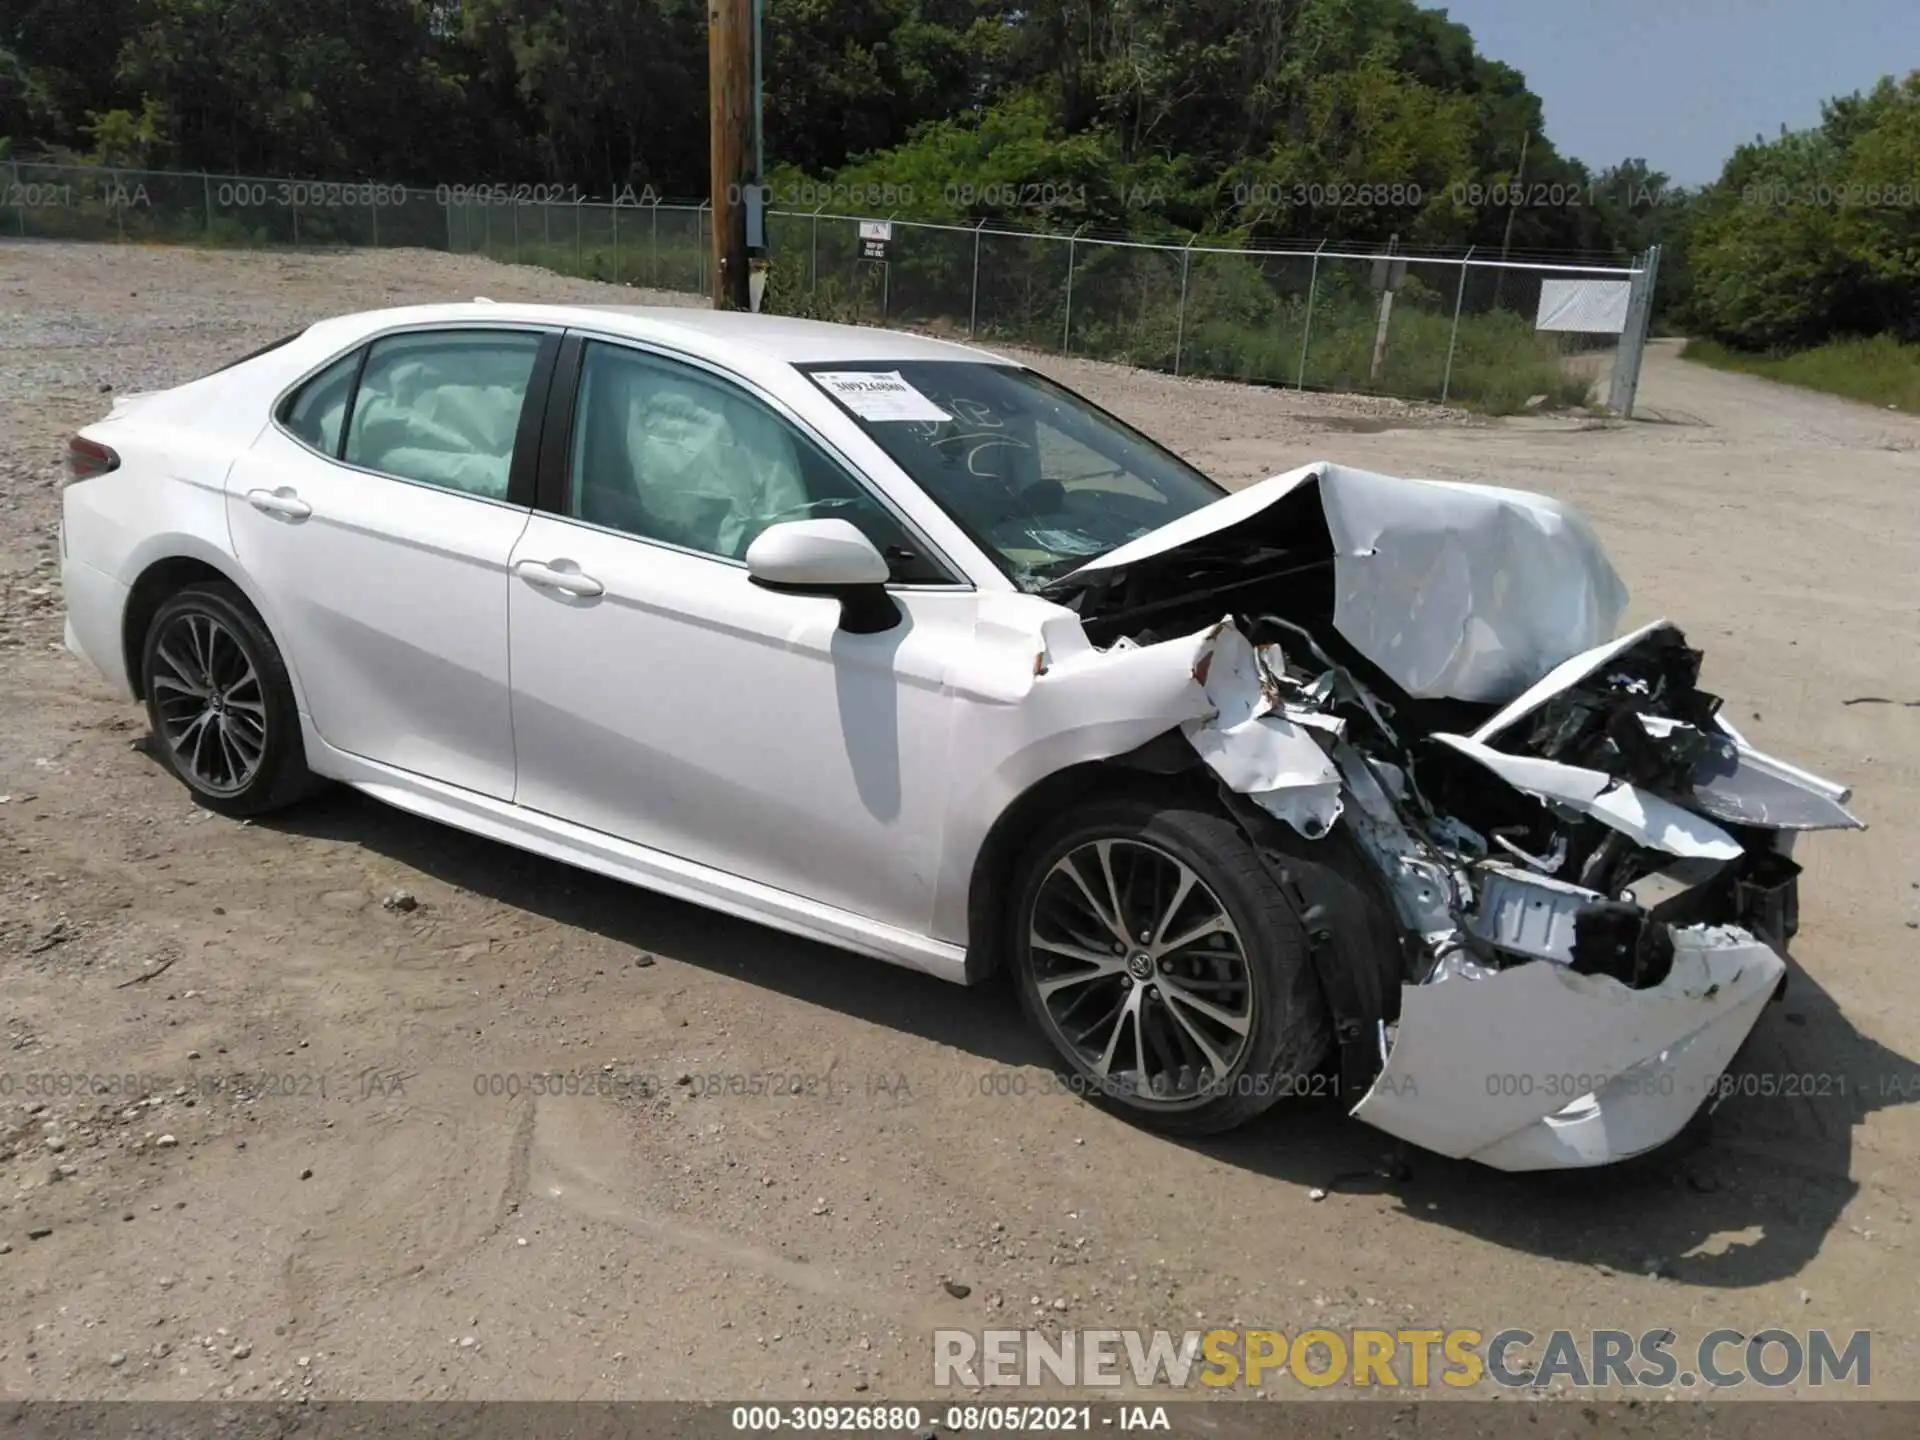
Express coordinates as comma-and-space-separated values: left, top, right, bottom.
149, 610, 268, 796
1026, 837, 1254, 1107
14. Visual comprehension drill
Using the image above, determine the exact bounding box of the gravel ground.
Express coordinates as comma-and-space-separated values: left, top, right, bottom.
1, 241, 1918, 1405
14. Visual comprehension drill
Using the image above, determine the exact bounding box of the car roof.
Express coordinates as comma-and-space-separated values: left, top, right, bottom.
303, 302, 1018, 368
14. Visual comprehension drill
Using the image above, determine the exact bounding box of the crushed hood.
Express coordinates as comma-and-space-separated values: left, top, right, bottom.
1062, 462, 1630, 704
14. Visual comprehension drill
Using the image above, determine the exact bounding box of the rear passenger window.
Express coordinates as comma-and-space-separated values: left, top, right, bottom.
341, 331, 542, 500
282, 351, 360, 457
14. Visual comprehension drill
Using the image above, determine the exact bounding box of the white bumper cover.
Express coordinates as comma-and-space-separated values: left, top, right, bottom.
1350, 927, 1785, 1170
62, 555, 135, 699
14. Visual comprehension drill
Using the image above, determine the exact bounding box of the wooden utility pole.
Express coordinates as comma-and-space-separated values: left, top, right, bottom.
708, 0, 752, 310
1492, 129, 1531, 311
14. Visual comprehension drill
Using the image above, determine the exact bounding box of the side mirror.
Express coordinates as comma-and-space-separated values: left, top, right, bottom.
745, 519, 900, 634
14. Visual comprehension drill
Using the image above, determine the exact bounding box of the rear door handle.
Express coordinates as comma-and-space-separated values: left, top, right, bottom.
515, 559, 605, 598
246, 487, 312, 520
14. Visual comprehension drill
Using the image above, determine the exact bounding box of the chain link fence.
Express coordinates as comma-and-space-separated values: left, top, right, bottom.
4, 161, 1656, 414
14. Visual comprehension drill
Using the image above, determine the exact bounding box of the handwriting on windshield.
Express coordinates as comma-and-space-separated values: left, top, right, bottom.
908, 395, 1032, 477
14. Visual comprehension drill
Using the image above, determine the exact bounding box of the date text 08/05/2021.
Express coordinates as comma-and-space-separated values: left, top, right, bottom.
728, 1405, 1165, 1433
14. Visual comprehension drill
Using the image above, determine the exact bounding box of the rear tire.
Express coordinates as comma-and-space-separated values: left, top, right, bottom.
1008, 793, 1330, 1136
140, 581, 324, 817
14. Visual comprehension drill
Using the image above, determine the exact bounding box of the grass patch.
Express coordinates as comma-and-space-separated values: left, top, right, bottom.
1069, 298, 1591, 414
1683, 335, 1920, 413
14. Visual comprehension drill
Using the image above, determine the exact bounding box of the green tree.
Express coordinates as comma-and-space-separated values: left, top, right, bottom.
1687, 72, 1919, 349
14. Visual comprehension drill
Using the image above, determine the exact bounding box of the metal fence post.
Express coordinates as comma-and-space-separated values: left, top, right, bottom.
1441, 246, 1474, 405
1296, 240, 1326, 389
697, 201, 711, 295
1174, 236, 1195, 376
881, 211, 896, 323
512, 202, 519, 264
810, 205, 823, 295
370, 190, 379, 248
1062, 222, 1088, 353
13, 160, 26, 236
612, 202, 621, 283
575, 198, 583, 274
1607, 244, 1662, 418
202, 171, 214, 237
651, 200, 660, 287
969, 219, 985, 338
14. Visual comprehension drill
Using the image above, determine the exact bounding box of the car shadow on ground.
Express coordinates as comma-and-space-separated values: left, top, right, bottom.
1190, 949, 1918, 1288
268, 785, 1917, 1290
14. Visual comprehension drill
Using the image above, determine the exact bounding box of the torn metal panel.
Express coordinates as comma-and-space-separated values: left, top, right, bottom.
1182, 620, 1345, 838
1469, 619, 1683, 745
1063, 462, 1629, 704
1430, 732, 1744, 862
1351, 926, 1785, 1170
1686, 733, 1865, 831
1466, 626, 1862, 834
1185, 716, 1345, 837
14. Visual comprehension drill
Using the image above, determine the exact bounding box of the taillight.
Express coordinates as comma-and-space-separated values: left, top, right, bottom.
66, 436, 120, 480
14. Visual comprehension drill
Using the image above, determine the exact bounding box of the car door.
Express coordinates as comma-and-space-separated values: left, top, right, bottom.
506, 334, 975, 933
227, 325, 557, 800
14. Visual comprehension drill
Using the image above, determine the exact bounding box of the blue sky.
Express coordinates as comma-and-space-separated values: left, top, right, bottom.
1433, 0, 1916, 183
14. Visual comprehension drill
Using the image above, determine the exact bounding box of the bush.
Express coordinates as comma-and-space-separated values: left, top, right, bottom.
1683, 335, 1920, 413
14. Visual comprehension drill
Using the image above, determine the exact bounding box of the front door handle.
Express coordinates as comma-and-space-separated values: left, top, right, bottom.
515, 559, 605, 598
246, 487, 312, 520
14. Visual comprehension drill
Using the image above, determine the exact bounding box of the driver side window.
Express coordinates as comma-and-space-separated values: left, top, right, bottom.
567, 341, 949, 582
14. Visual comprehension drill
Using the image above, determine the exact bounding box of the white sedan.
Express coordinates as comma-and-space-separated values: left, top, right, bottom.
59, 304, 1862, 1168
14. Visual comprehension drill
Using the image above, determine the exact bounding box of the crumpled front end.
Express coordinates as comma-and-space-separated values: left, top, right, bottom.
1045, 465, 1864, 1171
1180, 616, 1861, 1169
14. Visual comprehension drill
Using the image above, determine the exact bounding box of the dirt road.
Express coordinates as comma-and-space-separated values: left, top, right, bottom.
1, 244, 1916, 1403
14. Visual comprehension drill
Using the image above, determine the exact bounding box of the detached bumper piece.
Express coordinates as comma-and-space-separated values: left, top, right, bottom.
1352, 927, 1785, 1171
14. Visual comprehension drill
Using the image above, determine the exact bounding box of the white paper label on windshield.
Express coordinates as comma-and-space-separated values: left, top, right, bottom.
813, 370, 952, 423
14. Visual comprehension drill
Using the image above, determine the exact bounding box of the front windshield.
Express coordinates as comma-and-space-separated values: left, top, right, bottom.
802, 361, 1225, 591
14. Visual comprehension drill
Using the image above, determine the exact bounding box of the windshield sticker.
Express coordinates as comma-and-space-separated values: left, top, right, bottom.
813, 371, 954, 423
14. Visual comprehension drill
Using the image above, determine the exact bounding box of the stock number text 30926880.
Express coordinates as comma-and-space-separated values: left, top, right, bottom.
728, 1405, 1110, 1434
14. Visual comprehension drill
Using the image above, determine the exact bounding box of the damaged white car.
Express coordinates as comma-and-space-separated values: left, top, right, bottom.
59, 305, 1862, 1170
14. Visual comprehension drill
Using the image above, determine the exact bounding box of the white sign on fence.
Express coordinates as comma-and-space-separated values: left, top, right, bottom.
1535, 278, 1633, 334
858, 218, 892, 262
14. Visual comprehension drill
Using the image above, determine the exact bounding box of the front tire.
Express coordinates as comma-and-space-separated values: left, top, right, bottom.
140, 581, 322, 817
1009, 793, 1330, 1136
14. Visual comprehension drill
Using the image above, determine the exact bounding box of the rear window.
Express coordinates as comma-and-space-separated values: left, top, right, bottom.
281, 350, 362, 457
